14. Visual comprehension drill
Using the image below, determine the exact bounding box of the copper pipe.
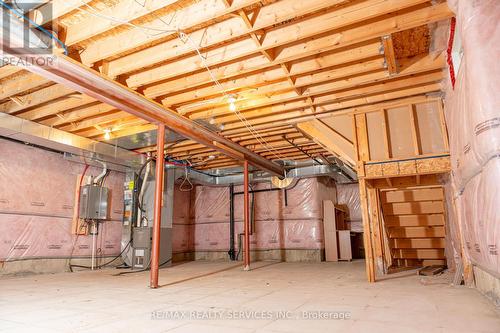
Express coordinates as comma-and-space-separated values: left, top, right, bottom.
243, 160, 250, 271
150, 124, 165, 288
0, 21, 283, 177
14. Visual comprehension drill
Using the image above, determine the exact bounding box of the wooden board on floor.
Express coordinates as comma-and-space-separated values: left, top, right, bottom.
418, 265, 446, 276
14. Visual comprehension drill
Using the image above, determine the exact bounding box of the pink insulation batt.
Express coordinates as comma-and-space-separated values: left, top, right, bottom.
172, 177, 337, 255
0, 139, 124, 261
443, 0, 500, 277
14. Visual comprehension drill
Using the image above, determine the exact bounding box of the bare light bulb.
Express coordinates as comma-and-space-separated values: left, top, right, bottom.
104, 129, 111, 140
229, 102, 236, 112
227, 94, 237, 112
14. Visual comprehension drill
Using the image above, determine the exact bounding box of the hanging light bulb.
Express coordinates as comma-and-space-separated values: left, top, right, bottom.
103, 129, 111, 140
229, 102, 236, 112
227, 94, 237, 112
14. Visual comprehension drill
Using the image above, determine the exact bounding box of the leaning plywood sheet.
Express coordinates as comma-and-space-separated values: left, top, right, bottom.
323, 200, 338, 262
338, 230, 353, 261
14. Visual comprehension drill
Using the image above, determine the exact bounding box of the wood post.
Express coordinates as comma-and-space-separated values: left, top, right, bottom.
359, 178, 376, 282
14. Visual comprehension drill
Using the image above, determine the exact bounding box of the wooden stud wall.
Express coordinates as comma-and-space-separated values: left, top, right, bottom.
352, 98, 451, 179
350, 96, 452, 282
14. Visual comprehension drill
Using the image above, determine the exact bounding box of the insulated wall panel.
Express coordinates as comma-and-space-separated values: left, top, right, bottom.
187, 177, 336, 256
0, 139, 124, 262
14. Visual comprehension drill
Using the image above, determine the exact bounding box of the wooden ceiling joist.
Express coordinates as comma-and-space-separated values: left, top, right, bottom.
0, 0, 454, 171
128, 0, 446, 91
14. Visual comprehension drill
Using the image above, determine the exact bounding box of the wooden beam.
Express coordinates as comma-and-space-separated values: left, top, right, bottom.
145, 42, 381, 101
382, 35, 398, 75
359, 178, 376, 282
16, 95, 96, 121
437, 99, 450, 151
126, 0, 447, 88
30, 0, 93, 26
0, 84, 75, 114
184, 59, 444, 121
297, 120, 356, 166
79, 0, 265, 65
381, 109, 392, 159
0, 65, 23, 81
64, 0, 180, 46
163, 56, 385, 107
409, 104, 422, 155
0, 73, 50, 100
97, 0, 348, 77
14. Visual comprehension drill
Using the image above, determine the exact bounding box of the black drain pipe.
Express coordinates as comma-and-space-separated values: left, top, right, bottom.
228, 184, 236, 260
228, 186, 289, 261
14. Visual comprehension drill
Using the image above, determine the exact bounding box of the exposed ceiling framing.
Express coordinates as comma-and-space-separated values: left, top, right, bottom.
0, 0, 453, 171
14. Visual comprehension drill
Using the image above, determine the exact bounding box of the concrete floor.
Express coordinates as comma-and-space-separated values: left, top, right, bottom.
0, 261, 499, 333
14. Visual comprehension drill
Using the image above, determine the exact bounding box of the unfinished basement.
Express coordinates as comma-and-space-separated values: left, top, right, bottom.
0, 0, 499, 332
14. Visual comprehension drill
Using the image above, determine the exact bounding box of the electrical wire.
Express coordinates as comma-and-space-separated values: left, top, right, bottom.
4, 0, 286, 169
69, 239, 132, 271
75, 0, 179, 37
114, 257, 172, 276
102, 170, 110, 186
71, 0, 288, 169
0, 0, 69, 55
177, 33, 288, 164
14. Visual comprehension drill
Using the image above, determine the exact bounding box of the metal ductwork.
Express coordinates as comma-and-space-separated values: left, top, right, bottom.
0, 8, 285, 178
0, 112, 357, 184
7, 0, 46, 13
0, 3, 54, 51
0, 112, 145, 171
178, 164, 357, 186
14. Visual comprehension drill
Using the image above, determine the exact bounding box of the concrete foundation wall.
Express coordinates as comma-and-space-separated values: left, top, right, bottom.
0, 256, 123, 277
474, 266, 500, 307
173, 249, 324, 263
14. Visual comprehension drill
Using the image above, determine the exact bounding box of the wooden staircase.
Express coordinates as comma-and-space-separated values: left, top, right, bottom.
380, 186, 446, 269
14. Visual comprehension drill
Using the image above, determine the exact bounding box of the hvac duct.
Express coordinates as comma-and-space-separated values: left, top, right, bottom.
0, 111, 356, 184
7, 0, 46, 13
0, 112, 145, 170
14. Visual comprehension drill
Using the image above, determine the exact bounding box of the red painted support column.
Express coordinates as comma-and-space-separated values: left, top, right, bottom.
243, 160, 250, 271
150, 124, 165, 288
